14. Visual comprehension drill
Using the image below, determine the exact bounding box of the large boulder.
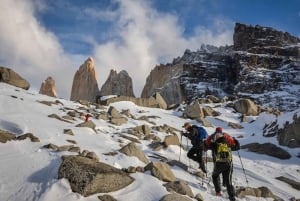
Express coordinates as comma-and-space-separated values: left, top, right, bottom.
70, 57, 99, 102
39, 76, 57, 97
0, 67, 30, 90
58, 155, 134, 197
233, 99, 259, 116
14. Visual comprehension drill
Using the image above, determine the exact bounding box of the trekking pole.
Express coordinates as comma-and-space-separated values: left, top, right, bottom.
186, 137, 191, 168
179, 132, 183, 162
237, 150, 249, 185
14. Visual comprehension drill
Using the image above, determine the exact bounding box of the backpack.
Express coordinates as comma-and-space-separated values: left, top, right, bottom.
231, 137, 240, 151
215, 141, 232, 163
194, 126, 208, 141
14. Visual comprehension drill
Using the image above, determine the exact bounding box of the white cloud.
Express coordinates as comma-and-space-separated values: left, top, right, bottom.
0, 0, 234, 99
0, 0, 76, 99
92, 0, 233, 96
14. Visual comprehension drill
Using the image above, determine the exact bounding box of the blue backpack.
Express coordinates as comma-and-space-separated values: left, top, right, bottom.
192, 125, 208, 142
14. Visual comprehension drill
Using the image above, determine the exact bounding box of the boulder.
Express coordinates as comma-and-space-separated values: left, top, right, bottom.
119, 142, 149, 164
144, 162, 176, 182
163, 180, 194, 197
0, 67, 30, 90
159, 193, 193, 201
58, 155, 134, 197
233, 99, 259, 116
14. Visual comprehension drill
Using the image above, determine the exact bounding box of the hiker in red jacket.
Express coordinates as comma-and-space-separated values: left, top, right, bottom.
205, 127, 237, 201
85, 114, 92, 122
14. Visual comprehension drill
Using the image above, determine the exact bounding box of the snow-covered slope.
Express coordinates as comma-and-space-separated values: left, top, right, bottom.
0, 83, 299, 201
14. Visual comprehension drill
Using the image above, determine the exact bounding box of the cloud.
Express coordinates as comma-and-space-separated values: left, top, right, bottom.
0, 0, 234, 99
0, 0, 75, 99
92, 0, 233, 96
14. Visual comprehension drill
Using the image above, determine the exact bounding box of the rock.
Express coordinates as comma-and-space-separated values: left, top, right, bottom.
39, 76, 57, 97
236, 186, 277, 199
163, 134, 180, 147
75, 120, 96, 131
233, 99, 259, 116
159, 193, 193, 201
100, 69, 135, 97
241, 142, 291, 159
98, 194, 117, 201
16, 133, 40, 142
119, 142, 149, 164
183, 100, 204, 119
0, 66, 30, 90
163, 180, 194, 197
144, 162, 176, 182
58, 155, 134, 197
0, 129, 15, 143
70, 57, 99, 102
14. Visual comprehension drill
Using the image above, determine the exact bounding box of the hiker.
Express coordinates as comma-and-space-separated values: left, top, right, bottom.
85, 114, 92, 122
205, 127, 237, 201
181, 122, 208, 173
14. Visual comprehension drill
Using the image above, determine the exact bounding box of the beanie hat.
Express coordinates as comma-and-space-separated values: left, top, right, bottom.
182, 122, 191, 129
215, 127, 222, 133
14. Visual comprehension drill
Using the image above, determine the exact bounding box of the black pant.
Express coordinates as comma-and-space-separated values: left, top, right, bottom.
212, 161, 235, 201
187, 147, 205, 170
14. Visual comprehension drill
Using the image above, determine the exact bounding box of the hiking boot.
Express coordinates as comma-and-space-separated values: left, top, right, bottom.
216, 192, 222, 196
229, 196, 236, 201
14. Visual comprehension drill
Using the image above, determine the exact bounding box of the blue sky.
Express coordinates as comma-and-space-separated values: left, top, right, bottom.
0, 0, 299, 98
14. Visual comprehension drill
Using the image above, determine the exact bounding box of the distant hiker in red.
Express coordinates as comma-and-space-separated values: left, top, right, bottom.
85, 114, 92, 122
205, 127, 237, 201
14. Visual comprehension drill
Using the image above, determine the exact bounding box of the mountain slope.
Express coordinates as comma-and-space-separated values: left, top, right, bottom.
0, 83, 299, 201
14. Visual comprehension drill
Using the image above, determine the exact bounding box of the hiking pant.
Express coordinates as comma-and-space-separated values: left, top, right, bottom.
212, 161, 235, 201
187, 147, 205, 170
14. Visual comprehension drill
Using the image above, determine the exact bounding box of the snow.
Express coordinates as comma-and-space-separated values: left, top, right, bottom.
0, 82, 299, 201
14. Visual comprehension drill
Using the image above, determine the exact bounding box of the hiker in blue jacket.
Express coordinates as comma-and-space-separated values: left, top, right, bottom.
182, 122, 208, 173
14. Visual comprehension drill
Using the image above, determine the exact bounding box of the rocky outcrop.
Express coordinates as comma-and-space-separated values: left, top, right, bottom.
39, 76, 57, 97
233, 23, 300, 51
100, 69, 135, 97
263, 109, 300, 148
70, 57, 99, 102
141, 64, 183, 105
0, 67, 30, 90
58, 155, 134, 197
241, 142, 291, 159
101, 93, 168, 109
140, 23, 300, 111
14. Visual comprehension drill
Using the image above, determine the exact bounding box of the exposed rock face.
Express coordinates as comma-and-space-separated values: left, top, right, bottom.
0, 67, 30, 90
39, 76, 57, 97
141, 23, 300, 111
100, 93, 168, 109
70, 57, 99, 102
264, 110, 300, 148
233, 23, 300, 51
100, 69, 135, 97
141, 64, 183, 105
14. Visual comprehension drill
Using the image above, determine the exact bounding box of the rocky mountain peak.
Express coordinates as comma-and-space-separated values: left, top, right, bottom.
39, 76, 57, 97
234, 22, 300, 51
70, 57, 99, 102
100, 69, 135, 97
141, 23, 300, 111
